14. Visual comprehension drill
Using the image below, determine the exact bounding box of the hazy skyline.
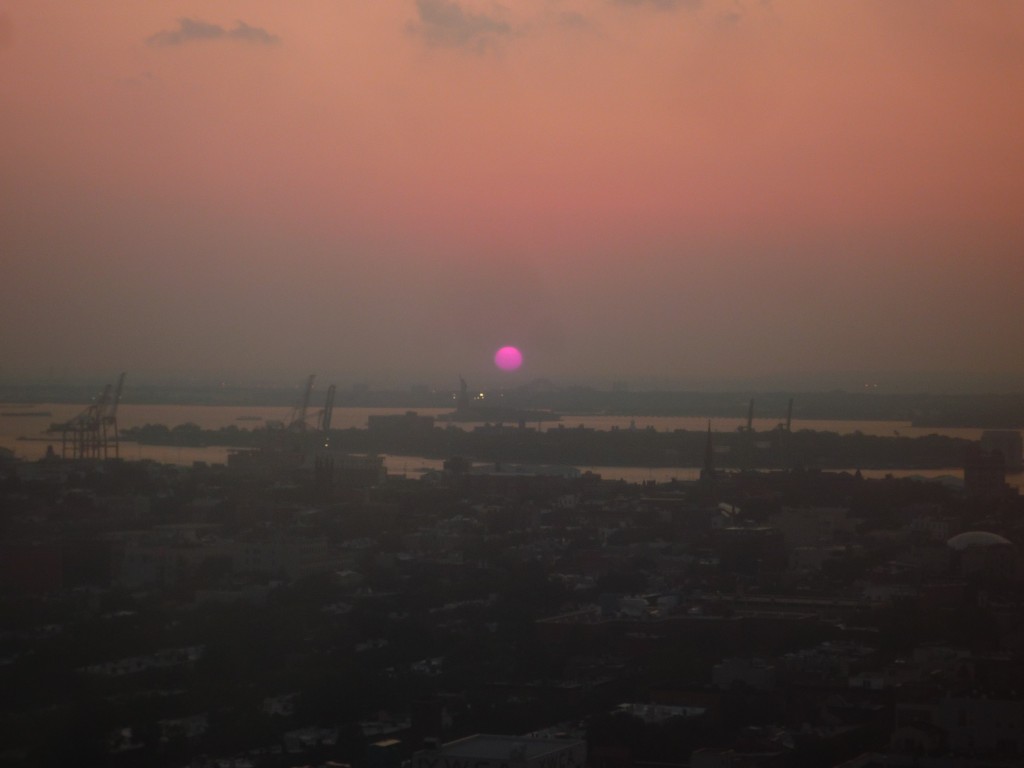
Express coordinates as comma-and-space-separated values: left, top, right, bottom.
3, 2, 1023, 391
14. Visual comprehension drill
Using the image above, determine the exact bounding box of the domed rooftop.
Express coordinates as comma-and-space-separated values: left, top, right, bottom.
947, 531, 1013, 551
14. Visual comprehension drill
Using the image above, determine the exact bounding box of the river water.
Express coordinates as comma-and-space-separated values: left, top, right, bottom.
2, 403, 1020, 488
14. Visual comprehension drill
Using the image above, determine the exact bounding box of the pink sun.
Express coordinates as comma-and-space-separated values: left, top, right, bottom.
494, 346, 523, 371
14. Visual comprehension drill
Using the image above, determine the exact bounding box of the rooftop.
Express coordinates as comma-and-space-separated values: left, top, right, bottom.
433, 734, 583, 761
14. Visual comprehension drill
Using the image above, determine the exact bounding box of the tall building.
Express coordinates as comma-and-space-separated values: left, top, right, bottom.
980, 430, 1023, 472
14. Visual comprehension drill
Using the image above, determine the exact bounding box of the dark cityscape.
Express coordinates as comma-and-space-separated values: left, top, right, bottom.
2, 375, 1023, 767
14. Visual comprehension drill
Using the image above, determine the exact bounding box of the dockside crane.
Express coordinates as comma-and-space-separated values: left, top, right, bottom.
287, 374, 316, 432
318, 384, 336, 433
54, 373, 126, 460
102, 372, 127, 459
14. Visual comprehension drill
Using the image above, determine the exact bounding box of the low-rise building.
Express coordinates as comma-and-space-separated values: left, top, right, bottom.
414, 734, 585, 768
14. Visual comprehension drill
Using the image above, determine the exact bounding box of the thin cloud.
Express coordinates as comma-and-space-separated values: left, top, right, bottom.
146, 18, 280, 47
613, 0, 702, 10
717, 10, 741, 27
229, 21, 280, 45
557, 11, 595, 31
117, 70, 158, 89
413, 0, 513, 50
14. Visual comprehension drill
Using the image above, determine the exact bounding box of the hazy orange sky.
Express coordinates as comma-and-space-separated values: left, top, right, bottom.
2, 1, 1023, 390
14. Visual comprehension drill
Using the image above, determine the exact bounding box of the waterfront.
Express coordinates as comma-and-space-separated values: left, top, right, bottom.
2, 403, 1021, 488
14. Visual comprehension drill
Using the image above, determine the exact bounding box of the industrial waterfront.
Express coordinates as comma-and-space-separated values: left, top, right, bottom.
2, 403, 1021, 490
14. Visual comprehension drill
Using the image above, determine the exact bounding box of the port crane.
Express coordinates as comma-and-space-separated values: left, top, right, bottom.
280, 376, 337, 443
54, 372, 126, 460
286, 374, 317, 432
318, 384, 336, 432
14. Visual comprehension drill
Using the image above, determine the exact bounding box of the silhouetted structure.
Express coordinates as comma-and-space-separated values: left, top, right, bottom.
981, 430, 1023, 472
699, 421, 718, 506
963, 445, 1008, 495
53, 372, 126, 460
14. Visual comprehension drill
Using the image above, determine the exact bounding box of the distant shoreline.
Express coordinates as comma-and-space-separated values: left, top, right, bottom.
113, 421, 984, 472
3, 384, 1024, 428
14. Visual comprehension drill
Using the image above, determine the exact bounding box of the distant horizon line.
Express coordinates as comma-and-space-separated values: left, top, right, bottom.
2, 370, 1023, 396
